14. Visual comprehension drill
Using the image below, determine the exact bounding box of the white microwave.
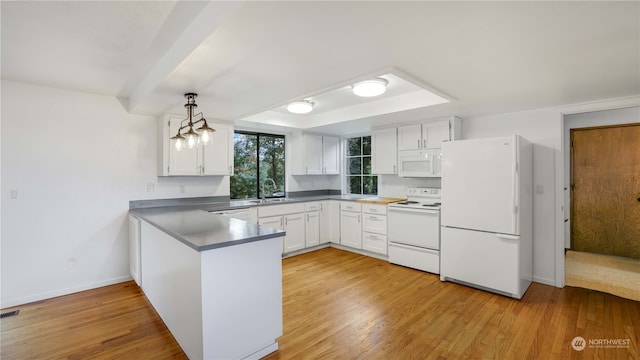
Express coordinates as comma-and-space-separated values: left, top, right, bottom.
398, 149, 442, 178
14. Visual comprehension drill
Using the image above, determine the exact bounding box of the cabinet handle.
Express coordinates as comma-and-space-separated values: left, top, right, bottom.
417, 139, 420, 148
306, 214, 309, 222
280, 218, 284, 227
320, 203, 324, 211
423, 139, 427, 148
370, 208, 377, 212
285, 217, 288, 226
305, 166, 308, 174
358, 215, 361, 223
228, 166, 232, 174
393, 164, 396, 174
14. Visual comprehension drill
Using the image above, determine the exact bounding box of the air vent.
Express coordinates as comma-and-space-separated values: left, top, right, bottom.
0, 310, 20, 319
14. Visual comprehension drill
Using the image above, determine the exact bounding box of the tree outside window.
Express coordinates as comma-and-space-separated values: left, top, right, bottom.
345, 136, 377, 195
231, 132, 285, 199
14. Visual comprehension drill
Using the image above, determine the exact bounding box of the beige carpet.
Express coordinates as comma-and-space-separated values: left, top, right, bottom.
565, 250, 640, 302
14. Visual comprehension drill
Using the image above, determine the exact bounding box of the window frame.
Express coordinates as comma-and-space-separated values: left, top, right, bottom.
344, 134, 378, 196
231, 130, 286, 200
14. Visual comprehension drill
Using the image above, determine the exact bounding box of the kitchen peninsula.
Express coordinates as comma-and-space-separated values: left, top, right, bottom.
130, 206, 285, 360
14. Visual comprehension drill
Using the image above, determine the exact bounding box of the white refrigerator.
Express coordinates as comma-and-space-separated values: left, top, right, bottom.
440, 135, 533, 299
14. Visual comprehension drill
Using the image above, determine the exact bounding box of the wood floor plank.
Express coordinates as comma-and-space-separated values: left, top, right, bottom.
2, 248, 638, 359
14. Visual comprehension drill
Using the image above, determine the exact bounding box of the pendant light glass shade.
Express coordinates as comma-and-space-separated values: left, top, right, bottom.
286, 100, 314, 114
352, 78, 388, 97
196, 120, 216, 145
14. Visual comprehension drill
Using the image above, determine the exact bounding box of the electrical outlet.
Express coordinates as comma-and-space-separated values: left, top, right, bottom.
10, 189, 18, 199
68, 258, 77, 269
536, 185, 544, 195
146, 182, 155, 192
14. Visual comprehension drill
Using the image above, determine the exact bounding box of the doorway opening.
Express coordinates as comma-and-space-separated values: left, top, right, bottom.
566, 120, 640, 300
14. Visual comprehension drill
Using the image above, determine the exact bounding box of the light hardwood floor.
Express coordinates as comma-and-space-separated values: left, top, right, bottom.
2, 247, 639, 359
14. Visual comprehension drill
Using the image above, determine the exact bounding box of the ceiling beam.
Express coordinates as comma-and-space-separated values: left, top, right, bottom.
124, 1, 244, 114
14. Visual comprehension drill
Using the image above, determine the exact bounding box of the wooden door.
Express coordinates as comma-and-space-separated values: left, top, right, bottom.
570, 124, 640, 259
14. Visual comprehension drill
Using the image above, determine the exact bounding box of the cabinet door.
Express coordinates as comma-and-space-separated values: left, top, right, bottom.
372, 128, 397, 174
397, 124, 422, 151
424, 120, 450, 149
322, 136, 340, 174
202, 123, 234, 175
259, 216, 284, 254
340, 211, 362, 249
168, 116, 200, 175
320, 201, 340, 243
304, 134, 324, 174
305, 211, 320, 247
284, 213, 306, 253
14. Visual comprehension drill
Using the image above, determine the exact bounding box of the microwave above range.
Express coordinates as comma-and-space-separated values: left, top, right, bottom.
398, 149, 442, 178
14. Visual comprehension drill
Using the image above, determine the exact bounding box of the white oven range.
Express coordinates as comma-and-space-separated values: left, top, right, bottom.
388, 187, 441, 274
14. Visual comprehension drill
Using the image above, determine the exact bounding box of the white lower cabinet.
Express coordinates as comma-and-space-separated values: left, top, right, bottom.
305, 211, 320, 247
304, 202, 321, 248
363, 233, 388, 255
258, 203, 306, 255
321, 201, 340, 244
362, 204, 388, 255
340, 202, 362, 249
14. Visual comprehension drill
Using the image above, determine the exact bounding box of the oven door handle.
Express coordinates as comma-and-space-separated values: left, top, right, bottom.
389, 207, 440, 215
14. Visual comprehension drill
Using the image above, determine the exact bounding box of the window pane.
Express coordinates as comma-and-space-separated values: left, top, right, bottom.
231, 133, 258, 199
348, 176, 362, 194
347, 157, 362, 175
259, 135, 285, 198
362, 136, 371, 156
363, 156, 372, 175
363, 176, 378, 195
347, 137, 362, 156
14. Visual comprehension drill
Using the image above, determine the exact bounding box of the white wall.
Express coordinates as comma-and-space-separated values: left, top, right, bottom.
0, 80, 229, 307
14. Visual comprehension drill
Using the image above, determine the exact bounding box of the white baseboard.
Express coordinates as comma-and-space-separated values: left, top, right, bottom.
1, 275, 133, 309
533, 275, 557, 287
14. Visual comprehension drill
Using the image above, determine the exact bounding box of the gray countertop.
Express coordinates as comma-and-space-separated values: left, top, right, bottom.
130, 194, 376, 252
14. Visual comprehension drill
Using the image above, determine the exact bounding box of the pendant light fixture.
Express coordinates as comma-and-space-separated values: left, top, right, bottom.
170, 93, 216, 151
352, 78, 388, 97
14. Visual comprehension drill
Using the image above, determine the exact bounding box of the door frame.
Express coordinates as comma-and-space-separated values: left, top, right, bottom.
559, 100, 640, 287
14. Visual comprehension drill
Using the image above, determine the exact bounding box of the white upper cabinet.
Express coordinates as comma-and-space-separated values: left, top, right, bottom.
202, 123, 234, 175
158, 115, 234, 176
397, 117, 461, 151
372, 127, 397, 174
291, 133, 340, 175
397, 123, 423, 151
322, 136, 340, 175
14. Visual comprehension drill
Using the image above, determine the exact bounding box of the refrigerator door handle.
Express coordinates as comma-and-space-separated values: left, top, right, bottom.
496, 233, 520, 240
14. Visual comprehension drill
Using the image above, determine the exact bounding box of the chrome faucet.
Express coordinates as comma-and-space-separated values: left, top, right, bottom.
261, 178, 277, 200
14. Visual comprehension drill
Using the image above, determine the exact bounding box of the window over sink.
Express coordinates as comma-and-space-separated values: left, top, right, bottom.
231, 131, 285, 200
345, 135, 377, 195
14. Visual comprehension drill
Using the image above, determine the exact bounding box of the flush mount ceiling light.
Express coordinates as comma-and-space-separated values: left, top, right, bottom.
352, 78, 388, 97
286, 100, 315, 114
170, 93, 216, 151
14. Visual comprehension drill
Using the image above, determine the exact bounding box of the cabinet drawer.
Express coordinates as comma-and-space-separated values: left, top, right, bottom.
363, 232, 387, 255
304, 202, 322, 212
258, 203, 305, 218
362, 204, 387, 215
340, 202, 362, 212
362, 214, 387, 235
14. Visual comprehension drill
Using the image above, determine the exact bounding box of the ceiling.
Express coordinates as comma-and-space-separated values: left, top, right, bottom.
2, 1, 639, 135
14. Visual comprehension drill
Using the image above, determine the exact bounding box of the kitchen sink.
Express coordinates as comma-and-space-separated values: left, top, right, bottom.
263, 198, 289, 203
